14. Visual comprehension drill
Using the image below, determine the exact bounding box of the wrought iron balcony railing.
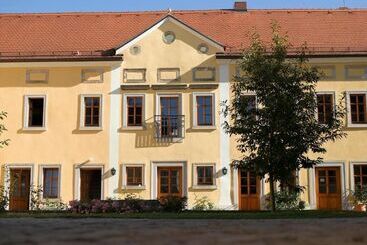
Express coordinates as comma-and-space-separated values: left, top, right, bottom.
154, 115, 185, 139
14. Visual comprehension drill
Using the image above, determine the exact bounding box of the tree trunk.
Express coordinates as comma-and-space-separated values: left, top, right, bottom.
269, 174, 276, 212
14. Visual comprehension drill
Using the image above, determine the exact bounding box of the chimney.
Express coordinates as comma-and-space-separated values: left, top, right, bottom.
233, 1, 247, 11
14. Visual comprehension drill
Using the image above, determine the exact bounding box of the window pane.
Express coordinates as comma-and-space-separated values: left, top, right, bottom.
43, 168, 59, 198
318, 176, 327, 193
28, 98, 44, 127
84, 97, 100, 127
197, 96, 213, 126
126, 167, 143, 186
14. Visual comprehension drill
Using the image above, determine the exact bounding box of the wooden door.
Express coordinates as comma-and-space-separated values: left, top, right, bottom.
316, 167, 342, 210
158, 167, 182, 199
239, 170, 260, 211
9, 169, 31, 211
80, 169, 102, 201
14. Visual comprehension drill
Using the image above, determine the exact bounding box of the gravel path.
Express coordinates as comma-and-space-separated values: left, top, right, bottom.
0, 218, 366, 245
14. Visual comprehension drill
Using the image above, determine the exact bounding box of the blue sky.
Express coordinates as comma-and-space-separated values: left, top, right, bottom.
0, 0, 366, 13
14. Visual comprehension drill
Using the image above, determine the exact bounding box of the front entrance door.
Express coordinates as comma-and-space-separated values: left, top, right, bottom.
9, 168, 31, 211
80, 169, 102, 201
157, 167, 182, 199
239, 170, 260, 211
315, 167, 342, 210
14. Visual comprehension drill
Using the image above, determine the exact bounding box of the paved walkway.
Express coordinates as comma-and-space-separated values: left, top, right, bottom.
0, 218, 367, 244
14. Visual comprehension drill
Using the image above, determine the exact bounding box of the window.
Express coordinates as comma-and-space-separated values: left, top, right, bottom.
193, 93, 215, 128
126, 167, 143, 186
122, 164, 145, 189
81, 95, 102, 128
127, 96, 143, 127
350, 94, 366, 124
24, 95, 46, 128
196, 95, 214, 126
317, 94, 334, 124
43, 168, 59, 199
354, 165, 367, 190
240, 95, 257, 119
197, 166, 214, 185
193, 164, 216, 189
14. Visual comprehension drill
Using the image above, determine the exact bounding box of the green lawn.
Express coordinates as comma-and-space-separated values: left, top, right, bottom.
1, 210, 367, 219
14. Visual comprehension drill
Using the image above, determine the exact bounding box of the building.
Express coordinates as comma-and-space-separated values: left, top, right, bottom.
1, 2, 367, 211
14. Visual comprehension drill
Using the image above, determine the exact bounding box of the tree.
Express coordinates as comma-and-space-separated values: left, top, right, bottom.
224, 24, 346, 211
0, 110, 9, 148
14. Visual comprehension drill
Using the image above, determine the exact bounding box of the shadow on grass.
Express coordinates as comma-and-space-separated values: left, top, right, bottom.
1, 210, 367, 219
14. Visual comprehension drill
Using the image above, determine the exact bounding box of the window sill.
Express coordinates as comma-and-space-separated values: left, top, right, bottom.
121, 126, 145, 131
22, 127, 47, 131
191, 126, 216, 130
79, 127, 103, 131
122, 185, 146, 190
191, 185, 217, 190
347, 123, 367, 128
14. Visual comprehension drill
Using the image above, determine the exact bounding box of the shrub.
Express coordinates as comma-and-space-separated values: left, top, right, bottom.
192, 196, 214, 211
160, 196, 187, 212
265, 191, 305, 211
0, 185, 9, 212
351, 186, 367, 210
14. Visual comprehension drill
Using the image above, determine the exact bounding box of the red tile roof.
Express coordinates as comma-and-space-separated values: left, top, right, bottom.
1, 9, 367, 58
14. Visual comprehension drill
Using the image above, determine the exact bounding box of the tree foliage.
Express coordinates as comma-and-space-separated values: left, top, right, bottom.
224, 24, 346, 211
0, 110, 9, 148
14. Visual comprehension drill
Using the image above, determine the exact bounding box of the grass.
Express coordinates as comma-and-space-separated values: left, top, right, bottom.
1, 210, 367, 219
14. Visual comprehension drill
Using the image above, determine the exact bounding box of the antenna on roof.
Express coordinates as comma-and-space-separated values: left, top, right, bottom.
168, 8, 172, 14
343, 0, 346, 7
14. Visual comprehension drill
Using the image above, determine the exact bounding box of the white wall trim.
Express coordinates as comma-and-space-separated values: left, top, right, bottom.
116, 16, 224, 54
191, 163, 217, 189
150, 161, 187, 199
108, 64, 122, 198
218, 62, 233, 209
308, 161, 346, 210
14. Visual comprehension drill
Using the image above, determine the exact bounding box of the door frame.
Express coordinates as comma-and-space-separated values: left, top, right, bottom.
308, 162, 346, 210
74, 164, 104, 200
232, 168, 265, 210
4, 164, 34, 211
151, 161, 187, 199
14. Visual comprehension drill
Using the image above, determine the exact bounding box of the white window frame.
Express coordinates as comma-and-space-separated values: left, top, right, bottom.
23, 95, 47, 130
38, 164, 61, 200
81, 68, 104, 83
350, 162, 367, 192
315, 91, 336, 123
79, 94, 103, 130
192, 93, 216, 129
192, 163, 217, 190
121, 163, 145, 190
122, 93, 145, 130
346, 91, 367, 128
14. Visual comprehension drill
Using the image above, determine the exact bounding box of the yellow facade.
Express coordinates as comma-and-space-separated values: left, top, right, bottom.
1, 16, 367, 210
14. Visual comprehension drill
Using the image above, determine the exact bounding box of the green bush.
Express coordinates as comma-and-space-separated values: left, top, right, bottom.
192, 196, 214, 211
353, 186, 367, 207
265, 191, 305, 211
160, 196, 187, 212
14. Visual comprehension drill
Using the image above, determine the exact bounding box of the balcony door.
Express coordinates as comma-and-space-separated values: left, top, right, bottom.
158, 96, 182, 138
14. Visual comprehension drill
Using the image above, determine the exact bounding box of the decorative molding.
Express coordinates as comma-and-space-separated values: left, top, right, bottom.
81, 68, 104, 83
123, 68, 147, 83
26, 69, 49, 83
193, 67, 216, 81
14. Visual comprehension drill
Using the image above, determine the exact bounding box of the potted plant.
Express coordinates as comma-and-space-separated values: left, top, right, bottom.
351, 186, 367, 212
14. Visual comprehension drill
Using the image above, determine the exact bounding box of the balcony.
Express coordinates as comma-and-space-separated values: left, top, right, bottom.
154, 115, 185, 140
